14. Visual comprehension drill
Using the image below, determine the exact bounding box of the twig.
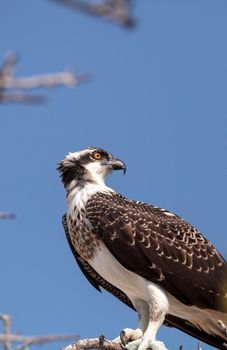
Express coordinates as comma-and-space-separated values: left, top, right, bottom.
62, 336, 123, 350
0, 93, 46, 103
0, 313, 79, 350
1, 70, 89, 89
0, 52, 90, 104
0, 314, 11, 350
14, 335, 79, 350
0, 334, 79, 350
49, 0, 135, 28
0, 212, 15, 219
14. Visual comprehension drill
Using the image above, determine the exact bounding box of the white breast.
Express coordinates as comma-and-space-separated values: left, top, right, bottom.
89, 242, 146, 300
89, 242, 169, 315
67, 182, 113, 216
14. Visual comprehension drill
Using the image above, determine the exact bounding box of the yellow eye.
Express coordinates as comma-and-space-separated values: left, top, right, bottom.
92, 151, 102, 160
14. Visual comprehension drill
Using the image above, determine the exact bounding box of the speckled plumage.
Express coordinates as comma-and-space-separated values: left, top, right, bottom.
67, 210, 100, 261
62, 213, 227, 350
85, 192, 227, 312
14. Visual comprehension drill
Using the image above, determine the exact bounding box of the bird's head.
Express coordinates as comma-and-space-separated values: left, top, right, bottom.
57, 147, 126, 190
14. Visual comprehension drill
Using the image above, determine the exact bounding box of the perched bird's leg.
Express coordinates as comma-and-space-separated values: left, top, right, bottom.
113, 299, 149, 346
125, 286, 169, 350
124, 314, 168, 350
137, 312, 168, 350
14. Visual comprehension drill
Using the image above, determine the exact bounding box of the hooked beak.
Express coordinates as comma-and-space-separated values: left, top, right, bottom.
108, 158, 126, 174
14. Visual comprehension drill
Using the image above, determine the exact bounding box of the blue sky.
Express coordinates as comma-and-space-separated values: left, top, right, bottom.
0, 1, 227, 349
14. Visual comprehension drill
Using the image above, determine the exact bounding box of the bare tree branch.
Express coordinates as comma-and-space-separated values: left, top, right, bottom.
62, 336, 123, 350
62, 336, 206, 350
0, 313, 78, 350
49, 0, 136, 29
0, 212, 15, 219
0, 334, 79, 350
0, 93, 46, 104
0, 52, 90, 104
0, 314, 11, 350
14, 335, 79, 350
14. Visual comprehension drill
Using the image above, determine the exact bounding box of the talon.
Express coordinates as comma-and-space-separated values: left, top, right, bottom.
99, 335, 105, 345
120, 330, 127, 346
112, 328, 142, 345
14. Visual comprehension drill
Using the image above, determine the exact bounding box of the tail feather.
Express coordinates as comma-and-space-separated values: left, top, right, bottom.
165, 314, 227, 350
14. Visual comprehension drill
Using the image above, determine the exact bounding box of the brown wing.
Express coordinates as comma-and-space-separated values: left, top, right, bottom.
86, 192, 227, 312
62, 213, 227, 349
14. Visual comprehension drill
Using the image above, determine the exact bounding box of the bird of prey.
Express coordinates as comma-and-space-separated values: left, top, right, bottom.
58, 147, 227, 350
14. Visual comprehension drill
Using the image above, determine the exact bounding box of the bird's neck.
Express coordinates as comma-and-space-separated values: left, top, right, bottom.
66, 179, 114, 216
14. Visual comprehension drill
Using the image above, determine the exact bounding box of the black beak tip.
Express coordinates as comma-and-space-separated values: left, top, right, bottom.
110, 158, 126, 175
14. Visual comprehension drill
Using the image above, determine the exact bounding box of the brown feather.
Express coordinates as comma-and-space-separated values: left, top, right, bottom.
62, 213, 227, 350
86, 192, 227, 312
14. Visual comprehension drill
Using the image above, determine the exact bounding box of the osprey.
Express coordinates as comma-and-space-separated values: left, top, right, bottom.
58, 147, 227, 350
